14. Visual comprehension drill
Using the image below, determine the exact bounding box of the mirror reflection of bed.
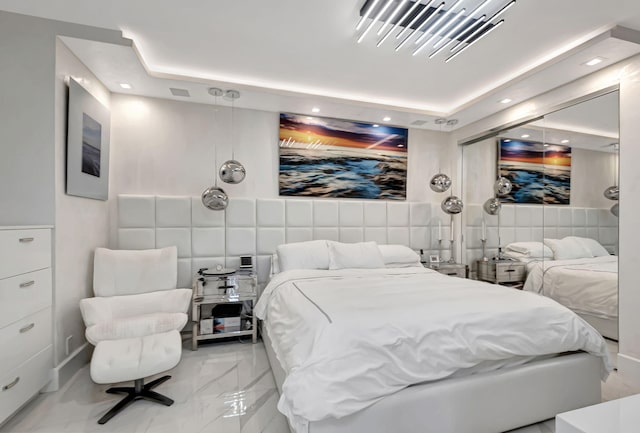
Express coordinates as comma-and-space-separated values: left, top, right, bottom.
462, 90, 619, 362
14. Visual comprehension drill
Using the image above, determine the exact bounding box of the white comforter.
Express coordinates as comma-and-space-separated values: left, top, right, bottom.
256, 267, 610, 431
523, 256, 618, 319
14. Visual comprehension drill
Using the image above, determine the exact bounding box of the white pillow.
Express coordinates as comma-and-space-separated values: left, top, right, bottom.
543, 238, 593, 260
328, 241, 385, 270
378, 244, 422, 267
504, 242, 553, 259
566, 237, 610, 257
276, 240, 330, 272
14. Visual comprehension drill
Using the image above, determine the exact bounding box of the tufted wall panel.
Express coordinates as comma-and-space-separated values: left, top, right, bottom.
117, 195, 451, 289
465, 204, 619, 271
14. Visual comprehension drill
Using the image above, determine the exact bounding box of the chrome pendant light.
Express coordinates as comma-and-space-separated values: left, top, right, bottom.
494, 176, 513, 196
483, 197, 502, 215
441, 196, 463, 214
202, 185, 229, 211
202, 88, 229, 211
603, 143, 619, 215
430, 173, 452, 193
603, 185, 619, 201
611, 203, 619, 217
219, 90, 246, 184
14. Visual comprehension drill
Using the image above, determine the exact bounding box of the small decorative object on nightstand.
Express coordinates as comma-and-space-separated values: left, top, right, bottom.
425, 261, 467, 278
477, 259, 526, 287
191, 268, 257, 350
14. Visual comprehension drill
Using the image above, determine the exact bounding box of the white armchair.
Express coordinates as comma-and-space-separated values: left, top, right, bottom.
79, 246, 191, 424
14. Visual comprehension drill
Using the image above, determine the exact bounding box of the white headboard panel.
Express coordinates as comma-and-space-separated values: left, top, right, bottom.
465, 203, 619, 268
117, 195, 450, 288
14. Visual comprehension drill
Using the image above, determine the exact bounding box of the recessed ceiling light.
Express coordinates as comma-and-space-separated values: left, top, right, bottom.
544, 144, 550, 147
373, 124, 380, 127
307, 117, 313, 120
312, 107, 320, 113
504, 139, 511, 142
383, 116, 391, 122
500, 98, 512, 104
397, 144, 405, 147
561, 139, 570, 144
119, 83, 132, 89
583, 57, 605, 66
521, 134, 530, 138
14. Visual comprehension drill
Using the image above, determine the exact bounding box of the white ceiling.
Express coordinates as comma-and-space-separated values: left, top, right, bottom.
500, 91, 619, 152
3, 0, 640, 129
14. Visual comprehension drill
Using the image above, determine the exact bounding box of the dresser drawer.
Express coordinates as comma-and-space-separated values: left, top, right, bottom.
0, 308, 52, 373
0, 268, 52, 329
0, 229, 51, 280
0, 345, 52, 425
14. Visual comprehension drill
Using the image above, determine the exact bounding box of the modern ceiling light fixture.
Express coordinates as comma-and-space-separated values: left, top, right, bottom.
358, 0, 517, 62
413, 0, 464, 47
378, 0, 409, 35
357, 0, 396, 43
377, 0, 422, 47
395, 0, 440, 51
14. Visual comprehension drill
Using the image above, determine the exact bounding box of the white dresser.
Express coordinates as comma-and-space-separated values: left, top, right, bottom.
0, 227, 53, 424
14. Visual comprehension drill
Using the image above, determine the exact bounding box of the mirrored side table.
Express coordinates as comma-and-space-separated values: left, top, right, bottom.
191, 273, 257, 350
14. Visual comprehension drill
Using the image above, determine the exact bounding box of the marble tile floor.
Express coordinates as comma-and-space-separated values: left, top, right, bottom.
1, 338, 636, 433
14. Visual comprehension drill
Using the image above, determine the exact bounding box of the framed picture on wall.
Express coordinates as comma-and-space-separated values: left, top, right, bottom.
278, 113, 408, 200
498, 138, 571, 204
66, 78, 110, 200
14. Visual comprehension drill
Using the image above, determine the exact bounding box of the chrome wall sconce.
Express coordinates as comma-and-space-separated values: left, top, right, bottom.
355, 0, 517, 62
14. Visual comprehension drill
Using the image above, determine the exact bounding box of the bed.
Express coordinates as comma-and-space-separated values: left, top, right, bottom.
522, 256, 618, 340
256, 241, 611, 433
506, 238, 618, 341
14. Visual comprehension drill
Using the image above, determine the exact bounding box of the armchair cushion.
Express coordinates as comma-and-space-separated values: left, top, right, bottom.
80, 288, 192, 330
85, 312, 188, 346
93, 246, 178, 296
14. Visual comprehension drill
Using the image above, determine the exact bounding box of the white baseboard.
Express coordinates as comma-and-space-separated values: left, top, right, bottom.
43, 342, 92, 392
616, 353, 640, 386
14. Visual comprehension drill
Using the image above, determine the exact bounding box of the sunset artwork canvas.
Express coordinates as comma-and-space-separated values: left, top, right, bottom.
498, 139, 571, 204
279, 113, 408, 200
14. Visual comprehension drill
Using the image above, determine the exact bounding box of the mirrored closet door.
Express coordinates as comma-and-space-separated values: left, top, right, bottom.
461, 90, 619, 344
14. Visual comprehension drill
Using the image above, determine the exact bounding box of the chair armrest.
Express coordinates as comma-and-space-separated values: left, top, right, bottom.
80, 288, 192, 328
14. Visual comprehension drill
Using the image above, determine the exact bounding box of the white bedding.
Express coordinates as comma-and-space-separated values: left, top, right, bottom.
522, 256, 618, 319
255, 267, 610, 432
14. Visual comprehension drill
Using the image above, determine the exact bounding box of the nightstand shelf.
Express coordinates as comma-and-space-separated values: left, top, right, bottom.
477, 260, 527, 287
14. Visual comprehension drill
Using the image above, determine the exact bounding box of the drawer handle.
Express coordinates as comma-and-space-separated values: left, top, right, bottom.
19, 280, 35, 288
19, 237, 34, 243
2, 377, 19, 391
19, 323, 35, 333
504, 269, 515, 273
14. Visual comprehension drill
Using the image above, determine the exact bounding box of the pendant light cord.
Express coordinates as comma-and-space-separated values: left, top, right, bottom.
231, 95, 235, 161
214, 94, 218, 187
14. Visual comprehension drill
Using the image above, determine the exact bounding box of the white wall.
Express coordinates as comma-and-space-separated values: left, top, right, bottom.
0, 12, 56, 225
618, 55, 640, 381
53, 39, 111, 366
109, 94, 452, 244
0, 11, 127, 226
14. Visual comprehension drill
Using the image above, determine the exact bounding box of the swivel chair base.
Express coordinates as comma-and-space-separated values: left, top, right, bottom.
98, 375, 174, 424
